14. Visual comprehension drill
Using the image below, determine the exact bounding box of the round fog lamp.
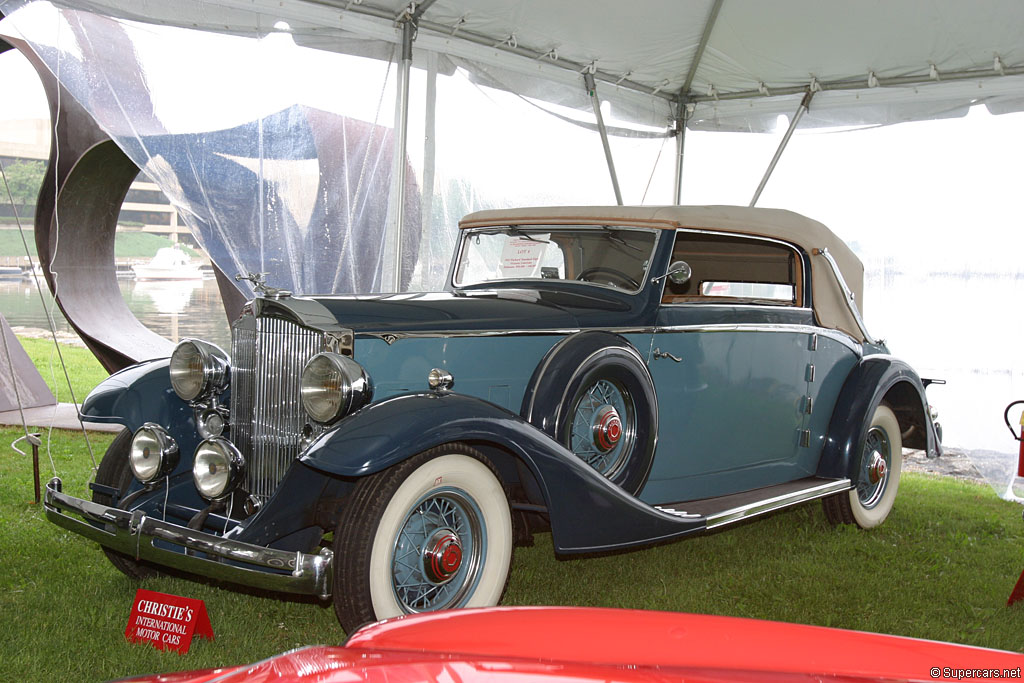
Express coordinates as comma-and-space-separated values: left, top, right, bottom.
197, 409, 226, 439
300, 353, 372, 424
129, 424, 179, 483
192, 438, 244, 501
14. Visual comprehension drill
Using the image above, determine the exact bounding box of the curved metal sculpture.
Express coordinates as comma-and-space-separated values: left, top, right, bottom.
5, 26, 418, 375
6, 35, 173, 372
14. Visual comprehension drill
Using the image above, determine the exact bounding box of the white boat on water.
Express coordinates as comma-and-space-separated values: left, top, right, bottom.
131, 247, 204, 281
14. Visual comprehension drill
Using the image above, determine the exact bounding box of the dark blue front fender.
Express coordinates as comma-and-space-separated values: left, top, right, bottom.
80, 358, 192, 432
301, 392, 705, 553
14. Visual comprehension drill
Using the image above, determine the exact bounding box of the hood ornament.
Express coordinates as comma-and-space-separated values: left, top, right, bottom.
235, 272, 292, 299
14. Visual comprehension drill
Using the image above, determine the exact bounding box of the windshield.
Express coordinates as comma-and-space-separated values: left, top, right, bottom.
453, 225, 658, 293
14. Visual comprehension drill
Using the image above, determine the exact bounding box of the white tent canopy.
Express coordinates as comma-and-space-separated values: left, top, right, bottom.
4, 0, 1024, 131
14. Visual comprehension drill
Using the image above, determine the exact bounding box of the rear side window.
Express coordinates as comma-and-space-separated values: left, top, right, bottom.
663, 232, 802, 306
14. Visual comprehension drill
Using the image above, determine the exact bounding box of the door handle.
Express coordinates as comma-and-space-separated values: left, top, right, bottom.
653, 348, 682, 363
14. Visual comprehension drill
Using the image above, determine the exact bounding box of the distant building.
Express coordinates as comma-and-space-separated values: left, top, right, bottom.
0, 117, 192, 246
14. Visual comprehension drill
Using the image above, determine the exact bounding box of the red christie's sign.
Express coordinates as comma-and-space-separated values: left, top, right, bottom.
125, 589, 214, 654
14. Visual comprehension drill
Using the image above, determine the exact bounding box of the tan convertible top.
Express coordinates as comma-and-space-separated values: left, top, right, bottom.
460, 205, 867, 342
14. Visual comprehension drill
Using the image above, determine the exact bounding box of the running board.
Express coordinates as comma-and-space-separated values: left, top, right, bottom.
657, 477, 852, 531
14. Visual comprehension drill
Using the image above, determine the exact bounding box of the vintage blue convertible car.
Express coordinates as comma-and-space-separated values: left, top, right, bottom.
45, 206, 940, 631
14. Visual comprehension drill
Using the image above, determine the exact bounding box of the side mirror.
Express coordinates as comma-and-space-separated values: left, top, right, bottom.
666, 260, 692, 285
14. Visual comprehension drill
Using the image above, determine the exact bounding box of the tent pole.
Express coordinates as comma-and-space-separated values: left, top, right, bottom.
749, 89, 814, 207
673, 104, 688, 205
584, 72, 623, 205
420, 51, 438, 287
387, 19, 414, 292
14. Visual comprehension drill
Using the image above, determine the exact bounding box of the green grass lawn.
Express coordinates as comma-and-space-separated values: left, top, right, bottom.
16, 336, 109, 404
1, 425, 1023, 680
0, 229, 197, 260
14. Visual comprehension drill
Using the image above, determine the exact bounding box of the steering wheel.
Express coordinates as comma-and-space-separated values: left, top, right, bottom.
576, 267, 640, 289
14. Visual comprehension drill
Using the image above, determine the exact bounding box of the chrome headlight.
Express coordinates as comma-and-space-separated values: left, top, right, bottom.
129, 424, 179, 483
192, 438, 245, 501
169, 339, 229, 402
300, 352, 373, 424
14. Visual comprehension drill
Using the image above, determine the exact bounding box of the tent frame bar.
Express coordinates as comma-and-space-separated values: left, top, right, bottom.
674, 0, 722, 203
312, 0, 674, 101
386, 0, 436, 292
311, 0, 1024, 107
681, 0, 724, 97
387, 18, 414, 292
749, 89, 814, 207
688, 63, 1024, 104
673, 104, 688, 205
584, 72, 623, 205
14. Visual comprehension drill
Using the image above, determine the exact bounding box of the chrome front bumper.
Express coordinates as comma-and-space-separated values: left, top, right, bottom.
44, 477, 334, 599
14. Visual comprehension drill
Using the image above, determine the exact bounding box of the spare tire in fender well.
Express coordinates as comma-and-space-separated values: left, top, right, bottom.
521, 331, 657, 495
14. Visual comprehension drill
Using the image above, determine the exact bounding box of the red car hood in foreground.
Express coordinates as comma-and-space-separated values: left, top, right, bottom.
118, 607, 1024, 683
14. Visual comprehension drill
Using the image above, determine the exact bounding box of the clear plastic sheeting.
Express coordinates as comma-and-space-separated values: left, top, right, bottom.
1, 3, 426, 295
0, 1, 676, 294
410, 64, 673, 289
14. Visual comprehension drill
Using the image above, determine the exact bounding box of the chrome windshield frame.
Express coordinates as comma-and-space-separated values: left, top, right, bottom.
451, 224, 662, 295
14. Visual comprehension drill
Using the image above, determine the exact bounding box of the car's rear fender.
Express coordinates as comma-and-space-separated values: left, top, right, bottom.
816, 354, 938, 481
300, 392, 705, 553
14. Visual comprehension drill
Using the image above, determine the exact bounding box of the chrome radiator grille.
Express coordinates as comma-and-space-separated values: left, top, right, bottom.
230, 315, 324, 503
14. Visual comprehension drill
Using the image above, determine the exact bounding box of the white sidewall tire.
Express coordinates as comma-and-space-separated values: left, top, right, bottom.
848, 405, 902, 529
367, 454, 512, 620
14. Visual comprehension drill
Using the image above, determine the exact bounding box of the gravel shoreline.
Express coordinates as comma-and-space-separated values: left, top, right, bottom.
903, 447, 986, 484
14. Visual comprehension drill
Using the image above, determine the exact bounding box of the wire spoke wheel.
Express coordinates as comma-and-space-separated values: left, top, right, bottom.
857, 425, 891, 509
567, 378, 636, 479
390, 489, 484, 613
822, 404, 902, 529
534, 334, 658, 495
333, 445, 513, 632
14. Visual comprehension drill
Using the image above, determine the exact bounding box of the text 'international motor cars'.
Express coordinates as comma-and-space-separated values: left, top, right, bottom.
45, 206, 942, 631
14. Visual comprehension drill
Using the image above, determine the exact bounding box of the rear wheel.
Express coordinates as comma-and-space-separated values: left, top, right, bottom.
823, 404, 902, 528
333, 444, 513, 632
92, 429, 158, 579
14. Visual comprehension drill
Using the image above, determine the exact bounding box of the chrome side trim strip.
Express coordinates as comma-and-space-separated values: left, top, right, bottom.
44, 478, 333, 599
361, 328, 585, 342
704, 478, 852, 530
655, 323, 861, 354
359, 322, 860, 352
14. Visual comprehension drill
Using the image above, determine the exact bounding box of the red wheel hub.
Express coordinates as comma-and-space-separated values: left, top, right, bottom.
868, 451, 887, 484
592, 405, 623, 452
423, 529, 463, 584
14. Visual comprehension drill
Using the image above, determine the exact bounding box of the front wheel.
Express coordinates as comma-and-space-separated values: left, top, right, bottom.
823, 404, 902, 529
332, 444, 513, 632
92, 429, 159, 579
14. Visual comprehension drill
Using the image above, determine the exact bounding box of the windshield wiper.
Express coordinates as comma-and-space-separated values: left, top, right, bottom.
473, 225, 550, 243
600, 225, 644, 253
